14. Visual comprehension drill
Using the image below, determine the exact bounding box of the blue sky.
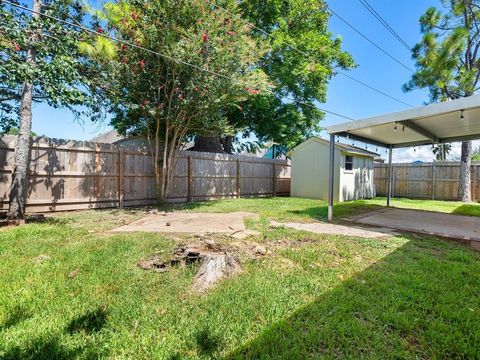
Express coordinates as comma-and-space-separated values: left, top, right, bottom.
31, 0, 450, 161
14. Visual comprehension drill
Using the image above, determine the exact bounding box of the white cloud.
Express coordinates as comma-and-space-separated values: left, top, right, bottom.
378, 140, 480, 163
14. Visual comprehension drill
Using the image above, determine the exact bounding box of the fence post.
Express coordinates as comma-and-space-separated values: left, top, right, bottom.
432, 162, 436, 200
187, 155, 193, 202
118, 149, 125, 208
387, 146, 393, 206
236, 159, 241, 198
272, 163, 277, 197
94, 144, 101, 199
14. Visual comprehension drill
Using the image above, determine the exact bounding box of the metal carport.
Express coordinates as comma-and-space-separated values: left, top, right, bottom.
326, 94, 480, 222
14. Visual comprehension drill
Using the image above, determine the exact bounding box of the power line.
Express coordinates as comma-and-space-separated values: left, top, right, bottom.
2, 0, 355, 121
207, 0, 414, 107
339, 72, 412, 107
327, 5, 414, 73
357, 0, 411, 51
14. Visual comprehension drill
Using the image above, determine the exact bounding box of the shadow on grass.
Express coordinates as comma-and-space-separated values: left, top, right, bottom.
194, 327, 222, 355
159, 200, 216, 213
452, 203, 480, 217
1, 336, 101, 360
66, 307, 108, 335
287, 201, 384, 221
224, 237, 480, 359
2, 308, 108, 359
0, 304, 31, 331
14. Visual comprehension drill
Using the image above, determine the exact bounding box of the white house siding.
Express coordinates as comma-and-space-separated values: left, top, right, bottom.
290, 138, 341, 201
289, 137, 376, 203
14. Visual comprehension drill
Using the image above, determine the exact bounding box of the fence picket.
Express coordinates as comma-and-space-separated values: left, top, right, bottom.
0, 135, 290, 212
375, 162, 480, 201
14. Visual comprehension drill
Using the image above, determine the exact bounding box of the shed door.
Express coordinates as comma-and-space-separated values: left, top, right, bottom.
359, 158, 365, 199
361, 158, 373, 199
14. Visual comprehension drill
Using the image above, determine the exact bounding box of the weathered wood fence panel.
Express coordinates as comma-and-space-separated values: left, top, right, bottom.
0, 135, 290, 212
375, 162, 480, 201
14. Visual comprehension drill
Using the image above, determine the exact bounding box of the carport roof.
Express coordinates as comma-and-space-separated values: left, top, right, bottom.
326, 94, 480, 148
287, 136, 379, 157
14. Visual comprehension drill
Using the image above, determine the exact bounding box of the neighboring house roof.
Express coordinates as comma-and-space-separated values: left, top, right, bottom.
90, 130, 125, 144
91, 130, 193, 150
262, 144, 288, 159
287, 136, 379, 158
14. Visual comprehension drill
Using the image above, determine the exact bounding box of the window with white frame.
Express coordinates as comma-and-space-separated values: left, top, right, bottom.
345, 155, 353, 171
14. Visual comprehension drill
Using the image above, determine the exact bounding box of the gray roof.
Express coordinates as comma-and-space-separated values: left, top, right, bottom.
335, 141, 380, 157
90, 130, 124, 144
288, 136, 379, 158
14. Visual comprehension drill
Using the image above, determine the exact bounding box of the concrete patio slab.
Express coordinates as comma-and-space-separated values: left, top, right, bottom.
270, 220, 397, 238
111, 212, 245, 234
350, 208, 480, 246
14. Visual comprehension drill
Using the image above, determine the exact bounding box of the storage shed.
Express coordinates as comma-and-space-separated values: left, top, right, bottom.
288, 137, 378, 202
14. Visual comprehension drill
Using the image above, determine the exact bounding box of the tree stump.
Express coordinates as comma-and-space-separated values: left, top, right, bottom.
192, 254, 242, 293
137, 240, 242, 293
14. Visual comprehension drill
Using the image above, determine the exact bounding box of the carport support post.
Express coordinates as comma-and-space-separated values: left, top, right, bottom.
328, 134, 335, 222
387, 145, 393, 207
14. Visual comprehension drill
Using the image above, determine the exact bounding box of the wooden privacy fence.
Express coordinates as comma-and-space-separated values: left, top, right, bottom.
0, 135, 290, 213
375, 162, 480, 201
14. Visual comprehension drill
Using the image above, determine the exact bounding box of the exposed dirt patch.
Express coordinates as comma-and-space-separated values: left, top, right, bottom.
0, 214, 46, 229
33, 254, 51, 264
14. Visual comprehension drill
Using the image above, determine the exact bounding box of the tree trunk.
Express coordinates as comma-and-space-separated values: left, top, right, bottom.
221, 135, 234, 154
7, 0, 42, 220
458, 140, 472, 202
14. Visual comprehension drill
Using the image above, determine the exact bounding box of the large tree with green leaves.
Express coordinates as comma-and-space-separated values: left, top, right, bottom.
93, 0, 268, 200
404, 0, 480, 202
193, 0, 355, 153
1, 0, 108, 218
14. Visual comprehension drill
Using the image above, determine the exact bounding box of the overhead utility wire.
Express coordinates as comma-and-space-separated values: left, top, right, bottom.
3, 0, 355, 121
357, 0, 411, 51
327, 5, 414, 73
207, 0, 414, 108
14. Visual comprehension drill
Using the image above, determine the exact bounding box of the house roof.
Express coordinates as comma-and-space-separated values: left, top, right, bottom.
90, 129, 124, 144
287, 136, 379, 157
327, 94, 480, 148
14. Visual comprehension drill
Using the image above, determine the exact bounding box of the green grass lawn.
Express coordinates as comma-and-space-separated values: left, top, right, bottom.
366, 197, 480, 217
173, 196, 480, 220
1, 197, 480, 359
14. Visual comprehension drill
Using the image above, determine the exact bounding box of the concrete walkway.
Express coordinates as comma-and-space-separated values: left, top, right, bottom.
350, 208, 480, 249
111, 212, 245, 234
270, 220, 397, 238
